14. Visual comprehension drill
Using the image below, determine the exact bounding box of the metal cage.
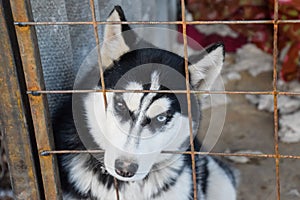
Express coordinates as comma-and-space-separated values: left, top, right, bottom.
1, 0, 300, 199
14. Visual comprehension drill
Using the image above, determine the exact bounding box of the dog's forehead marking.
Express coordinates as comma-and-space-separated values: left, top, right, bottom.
138, 71, 161, 113
122, 71, 161, 113
150, 71, 160, 90
125, 71, 162, 142
146, 98, 171, 118
123, 82, 143, 111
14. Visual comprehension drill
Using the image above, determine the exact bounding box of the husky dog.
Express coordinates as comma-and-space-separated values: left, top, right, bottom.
53, 6, 237, 200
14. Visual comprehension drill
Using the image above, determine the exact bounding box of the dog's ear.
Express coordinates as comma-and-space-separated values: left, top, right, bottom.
101, 6, 134, 67
188, 43, 224, 91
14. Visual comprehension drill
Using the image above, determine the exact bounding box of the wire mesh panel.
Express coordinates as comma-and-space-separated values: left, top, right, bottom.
3, 0, 300, 199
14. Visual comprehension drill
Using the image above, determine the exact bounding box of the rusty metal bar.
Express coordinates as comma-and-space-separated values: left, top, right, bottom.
278, 91, 300, 96
40, 149, 300, 160
180, 0, 198, 199
9, 0, 62, 199
12, 19, 300, 26
89, 0, 107, 108
278, 19, 300, 24
14, 21, 182, 25
26, 89, 275, 94
25, 89, 300, 96
189, 19, 300, 24
272, 0, 281, 199
88, 1, 118, 199
0, 1, 41, 199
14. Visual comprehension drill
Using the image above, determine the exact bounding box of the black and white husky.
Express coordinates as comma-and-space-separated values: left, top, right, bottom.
53, 6, 237, 200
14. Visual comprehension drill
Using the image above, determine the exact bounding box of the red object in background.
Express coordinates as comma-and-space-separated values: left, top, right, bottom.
177, 25, 247, 52
184, 0, 300, 82
280, 42, 300, 81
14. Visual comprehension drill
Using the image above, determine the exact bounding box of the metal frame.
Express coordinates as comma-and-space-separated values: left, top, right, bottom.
1, 0, 300, 199
6, 0, 62, 199
0, 1, 41, 199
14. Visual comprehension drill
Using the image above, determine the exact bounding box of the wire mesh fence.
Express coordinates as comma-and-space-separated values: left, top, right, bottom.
3, 0, 300, 199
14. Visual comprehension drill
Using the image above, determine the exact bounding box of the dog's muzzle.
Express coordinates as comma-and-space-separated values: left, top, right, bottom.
115, 158, 139, 178
104, 143, 160, 181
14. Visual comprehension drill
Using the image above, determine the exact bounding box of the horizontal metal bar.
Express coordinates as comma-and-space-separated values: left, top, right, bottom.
14, 21, 182, 26
187, 20, 275, 25
26, 89, 300, 96
278, 19, 300, 24
40, 149, 300, 160
277, 91, 300, 96
13, 19, 300, 26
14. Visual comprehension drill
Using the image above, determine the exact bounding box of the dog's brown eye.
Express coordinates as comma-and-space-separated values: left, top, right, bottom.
116, 102, 127, 111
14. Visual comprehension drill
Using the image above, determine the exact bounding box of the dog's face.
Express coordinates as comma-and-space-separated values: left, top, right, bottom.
82, 6, 224, 181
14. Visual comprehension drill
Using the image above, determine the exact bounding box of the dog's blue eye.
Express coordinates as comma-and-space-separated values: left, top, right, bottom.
156, 115, 167, 122
116, 102, 126, 111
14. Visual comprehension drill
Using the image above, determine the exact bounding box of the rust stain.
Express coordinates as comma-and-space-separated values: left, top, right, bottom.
0, 0, 41, 198
9, 0, 62, 199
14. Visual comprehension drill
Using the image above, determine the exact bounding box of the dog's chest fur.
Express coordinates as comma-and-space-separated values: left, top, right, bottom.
64, 154, 195, 200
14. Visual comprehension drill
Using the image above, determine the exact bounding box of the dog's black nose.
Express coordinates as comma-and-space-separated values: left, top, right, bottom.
115, 159, 138, 178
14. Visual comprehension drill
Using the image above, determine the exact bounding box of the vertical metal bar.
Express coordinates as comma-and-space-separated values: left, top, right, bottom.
8, 0, 62, 199
0, 1, 40, 199
180, 0, 198, 199
89, 0, 107, 108
89, 1, 120, 199
272, 0, 281, 200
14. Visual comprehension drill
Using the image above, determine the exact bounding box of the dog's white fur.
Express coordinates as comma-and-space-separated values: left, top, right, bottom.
58, 6, 237, 200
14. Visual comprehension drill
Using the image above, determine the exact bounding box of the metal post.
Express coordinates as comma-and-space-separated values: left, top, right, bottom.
0, 1, 40, 199
8, 0, 62, 199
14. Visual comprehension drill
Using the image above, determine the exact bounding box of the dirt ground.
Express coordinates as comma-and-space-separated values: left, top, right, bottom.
199, 71, 300, 200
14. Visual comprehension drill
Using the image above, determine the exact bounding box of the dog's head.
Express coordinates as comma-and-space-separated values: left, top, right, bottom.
80, 6, 224, 181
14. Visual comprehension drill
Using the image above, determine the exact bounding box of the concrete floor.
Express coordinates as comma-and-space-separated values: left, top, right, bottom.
198, 71, 300, 200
